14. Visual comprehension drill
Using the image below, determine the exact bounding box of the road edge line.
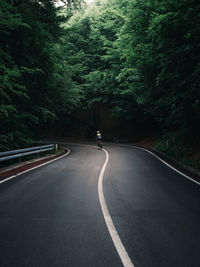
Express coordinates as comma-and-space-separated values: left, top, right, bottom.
0, 148, 71, 185
98, 148, 134, 267
56, 142, 199, 186
130, 145, 200, 186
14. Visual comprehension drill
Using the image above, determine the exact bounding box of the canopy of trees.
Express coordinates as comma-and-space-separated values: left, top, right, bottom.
0, 0, 81, 150
1, 0, 200, 155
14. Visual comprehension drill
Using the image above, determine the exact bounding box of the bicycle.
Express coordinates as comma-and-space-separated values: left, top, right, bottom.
97, 139, 103, 150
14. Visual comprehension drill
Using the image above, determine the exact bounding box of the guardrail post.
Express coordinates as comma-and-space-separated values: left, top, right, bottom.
54, 144, 58, 152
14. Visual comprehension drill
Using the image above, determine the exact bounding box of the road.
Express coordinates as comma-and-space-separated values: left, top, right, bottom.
0, 143, 200, 267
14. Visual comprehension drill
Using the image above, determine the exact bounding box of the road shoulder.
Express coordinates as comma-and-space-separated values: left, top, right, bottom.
0, 147, 69, 182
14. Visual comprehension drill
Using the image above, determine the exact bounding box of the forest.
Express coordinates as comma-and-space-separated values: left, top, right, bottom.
1, 0, 200, 168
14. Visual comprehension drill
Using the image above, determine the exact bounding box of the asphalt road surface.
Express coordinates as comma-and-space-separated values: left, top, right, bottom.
0, 143, 200, 267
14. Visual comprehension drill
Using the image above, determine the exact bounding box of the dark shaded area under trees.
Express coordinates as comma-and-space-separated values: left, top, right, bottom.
1, 0, 200, 168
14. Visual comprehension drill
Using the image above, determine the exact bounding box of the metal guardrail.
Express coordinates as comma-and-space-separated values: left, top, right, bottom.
0, 144, 55, 163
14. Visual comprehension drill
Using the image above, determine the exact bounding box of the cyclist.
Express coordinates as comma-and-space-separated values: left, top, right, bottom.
96, 130, 102, 149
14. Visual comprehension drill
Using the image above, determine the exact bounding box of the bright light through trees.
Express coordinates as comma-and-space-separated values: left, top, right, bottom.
85, 0, 94, 4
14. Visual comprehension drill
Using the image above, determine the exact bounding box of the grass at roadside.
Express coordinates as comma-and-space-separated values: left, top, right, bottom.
134, 137, 200, 172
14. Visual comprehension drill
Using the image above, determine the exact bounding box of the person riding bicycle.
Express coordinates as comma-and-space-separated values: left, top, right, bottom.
96, 130, 102, 149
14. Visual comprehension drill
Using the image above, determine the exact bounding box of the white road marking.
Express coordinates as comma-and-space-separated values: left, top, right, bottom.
0, 149, 70, 185
131, 146, 200, 186
98, 148, 134, 267
63, 142, 199, 186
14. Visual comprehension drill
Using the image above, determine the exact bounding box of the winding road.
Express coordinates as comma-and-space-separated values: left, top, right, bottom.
0, 143, 200, 267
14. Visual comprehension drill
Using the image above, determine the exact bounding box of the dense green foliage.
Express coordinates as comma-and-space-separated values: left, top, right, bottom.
0, 0, 81, 150
119, 0, 200, 139
60, 0, 200, 141
1, 0, 200, 167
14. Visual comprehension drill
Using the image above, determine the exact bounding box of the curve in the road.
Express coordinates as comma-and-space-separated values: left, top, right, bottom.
0, 143, 199, 266
99, 148, 134, 267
